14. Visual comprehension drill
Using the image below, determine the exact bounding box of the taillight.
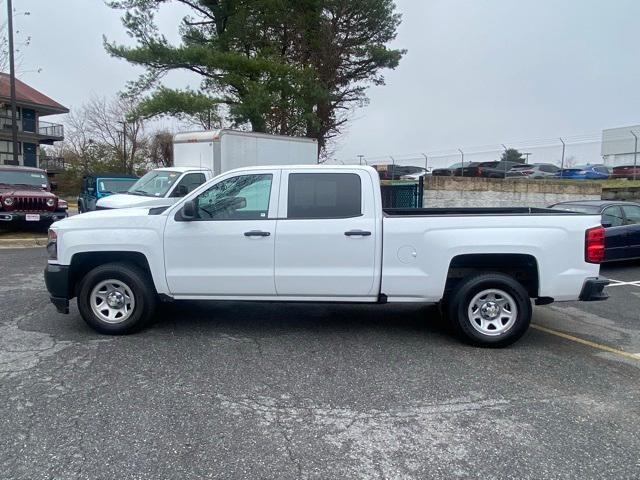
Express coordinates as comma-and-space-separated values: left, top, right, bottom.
585, 226, 605, 264
522, 170, 535, 175
477, 168, 483, 177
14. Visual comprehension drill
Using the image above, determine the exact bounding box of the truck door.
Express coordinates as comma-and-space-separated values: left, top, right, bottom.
621, 205, 640, 258
601, 205, 627, 261
163, 170, 280, 296
274, 170, 378, 297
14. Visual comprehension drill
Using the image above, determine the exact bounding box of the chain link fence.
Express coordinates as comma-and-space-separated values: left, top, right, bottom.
337, 129, 640, 180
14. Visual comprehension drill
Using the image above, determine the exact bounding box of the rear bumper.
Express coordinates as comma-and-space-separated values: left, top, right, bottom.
44, 264, 71, 314
579, 277, 609, 301
0, 211, 67, 223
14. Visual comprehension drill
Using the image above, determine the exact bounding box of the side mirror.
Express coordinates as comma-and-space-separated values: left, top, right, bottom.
50, 182, 58, 191
181, 200, 196, 220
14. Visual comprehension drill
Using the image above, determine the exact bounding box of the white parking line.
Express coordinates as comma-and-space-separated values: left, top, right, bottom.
605, 279, 640, 288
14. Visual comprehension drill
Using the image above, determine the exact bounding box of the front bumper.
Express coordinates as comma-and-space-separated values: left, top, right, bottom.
44, 264, 71, 314
579, 277, 609, 301
0, 211, 68, 223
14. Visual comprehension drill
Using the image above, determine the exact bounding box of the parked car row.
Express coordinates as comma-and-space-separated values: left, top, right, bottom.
432, 161, 640, 181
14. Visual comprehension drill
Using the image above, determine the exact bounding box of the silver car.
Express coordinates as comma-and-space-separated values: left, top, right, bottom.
506, 163, 560, 179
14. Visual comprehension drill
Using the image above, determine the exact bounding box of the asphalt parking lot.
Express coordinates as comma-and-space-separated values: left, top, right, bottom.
1, 247, 639, 479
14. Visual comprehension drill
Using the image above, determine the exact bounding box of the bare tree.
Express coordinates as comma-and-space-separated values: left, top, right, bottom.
0, 1, 32, 73
149, 130, 173, 167
83, 96, 148, 174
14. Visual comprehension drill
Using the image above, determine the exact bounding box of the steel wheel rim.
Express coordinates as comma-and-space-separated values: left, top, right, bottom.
90, 279, 136, 324
467, 288, 517, 336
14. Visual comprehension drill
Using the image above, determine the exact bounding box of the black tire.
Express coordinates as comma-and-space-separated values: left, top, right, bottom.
447, 273, 531, 347
77, 262, 157, 334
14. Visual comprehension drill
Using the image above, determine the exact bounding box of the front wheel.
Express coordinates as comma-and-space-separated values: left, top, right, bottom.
77, 262, 157, 334
447, 273, 532, 347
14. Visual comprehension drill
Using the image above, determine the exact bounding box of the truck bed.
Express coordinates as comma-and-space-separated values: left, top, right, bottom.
383, 207, 584, 216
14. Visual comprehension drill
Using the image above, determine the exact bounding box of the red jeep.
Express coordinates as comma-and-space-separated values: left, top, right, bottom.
0, 165, 68, 227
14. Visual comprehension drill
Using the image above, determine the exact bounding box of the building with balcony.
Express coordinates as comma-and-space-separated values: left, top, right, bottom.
0, 73, 68, 170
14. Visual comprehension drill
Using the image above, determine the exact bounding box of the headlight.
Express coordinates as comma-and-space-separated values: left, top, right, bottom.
47, 229, 58, 260
46, 198, 56, 207
3, 197, 13, 206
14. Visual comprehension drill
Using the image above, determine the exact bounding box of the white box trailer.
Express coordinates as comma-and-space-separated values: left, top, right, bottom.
173, 129, 318, 175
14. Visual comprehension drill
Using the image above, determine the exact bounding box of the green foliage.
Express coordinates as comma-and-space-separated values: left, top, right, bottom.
501, 148, 524, 163
105, 0, 405, 154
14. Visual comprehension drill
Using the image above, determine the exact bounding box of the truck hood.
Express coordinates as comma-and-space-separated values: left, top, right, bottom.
96, 193, 176, 209
53, 206, 163, 230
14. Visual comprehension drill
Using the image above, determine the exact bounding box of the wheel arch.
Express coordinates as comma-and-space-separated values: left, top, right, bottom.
445, 253, 540, 298
69, 251, 153, 297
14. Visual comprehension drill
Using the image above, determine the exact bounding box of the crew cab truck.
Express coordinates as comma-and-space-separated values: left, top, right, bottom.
44, 165, 608, 347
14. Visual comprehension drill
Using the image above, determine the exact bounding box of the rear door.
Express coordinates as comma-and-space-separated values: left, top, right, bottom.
274, 169, 378, 297
601, 205, 628, 261
621, 205, 640, 258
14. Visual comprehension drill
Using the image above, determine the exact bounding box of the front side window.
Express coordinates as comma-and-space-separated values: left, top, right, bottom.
622, 205, 640, 225
193, 174, 272, 220
128, 170, 181, 197
602, 206, 624, 227
287, 173, 361, 219
170, 173, 206, 198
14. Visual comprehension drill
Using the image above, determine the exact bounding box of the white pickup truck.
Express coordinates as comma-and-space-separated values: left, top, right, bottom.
95, 166, 214, 210
45, 165, 608, 347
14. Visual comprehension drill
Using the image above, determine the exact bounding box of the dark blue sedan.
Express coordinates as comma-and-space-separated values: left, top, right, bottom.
550, 201, 640, 262
555, 164, 611, 180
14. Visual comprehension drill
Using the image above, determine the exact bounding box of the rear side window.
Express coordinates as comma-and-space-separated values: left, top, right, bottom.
287, 173, 361, 219
602, 206, 624, 227
622, 205, 640, 225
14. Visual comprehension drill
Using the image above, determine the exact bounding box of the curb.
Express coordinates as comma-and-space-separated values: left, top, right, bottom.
0, 237, 48, 249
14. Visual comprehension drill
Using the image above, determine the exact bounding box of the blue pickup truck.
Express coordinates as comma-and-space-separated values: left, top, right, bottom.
77, 173, 139, 213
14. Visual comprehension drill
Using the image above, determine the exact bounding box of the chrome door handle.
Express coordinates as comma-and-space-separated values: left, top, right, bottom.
344, 230, 372, 237
244, 230, 271, 237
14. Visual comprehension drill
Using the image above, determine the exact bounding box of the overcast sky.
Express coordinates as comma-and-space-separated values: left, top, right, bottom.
9, 0, 640, 165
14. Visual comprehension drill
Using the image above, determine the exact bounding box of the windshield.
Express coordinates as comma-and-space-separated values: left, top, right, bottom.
98, 178, 138, 194
127, 170, 181, 197
550, 204, 600, 214
0, 170, 49, 189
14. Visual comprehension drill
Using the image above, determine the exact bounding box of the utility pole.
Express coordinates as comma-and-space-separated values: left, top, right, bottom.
357, 154, 364, 166
7, 0, 19, 165
523, 152, 531, 164
559, 138, 566, 178
631, 131, 638, 182
422, 153, 428, 171
389, 156, 396, 180
458, 149, 464, 177
501, 144, 508, 176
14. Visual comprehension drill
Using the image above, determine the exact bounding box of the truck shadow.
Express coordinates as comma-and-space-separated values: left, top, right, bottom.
151, 300, 452, 339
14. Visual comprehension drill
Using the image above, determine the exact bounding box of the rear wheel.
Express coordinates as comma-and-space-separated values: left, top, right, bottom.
447, 273, 531, 347
77, 262, 157, 334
